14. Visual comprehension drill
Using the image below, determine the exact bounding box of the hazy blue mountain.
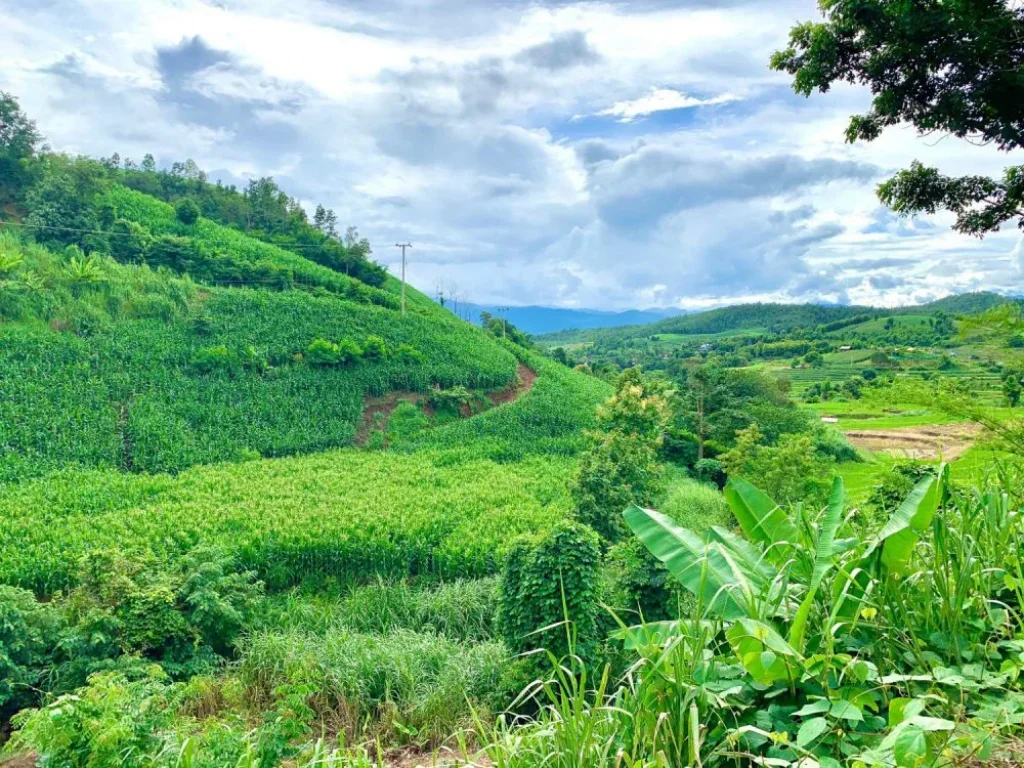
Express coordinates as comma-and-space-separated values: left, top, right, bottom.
449, 303, 686, 335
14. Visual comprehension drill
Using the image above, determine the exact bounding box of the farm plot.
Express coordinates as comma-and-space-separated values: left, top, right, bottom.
843, 422, 982, 461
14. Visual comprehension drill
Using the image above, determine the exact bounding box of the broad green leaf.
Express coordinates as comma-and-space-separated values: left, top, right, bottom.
793, 699, 831, 717
724, 478, 797, 555
624, 505, 754, 620
789, 477, 845, 652
829, 700, 863, 722
706, 525, 778, 581
796, 717, 829, 748
893, 725, 928, 768
874, 464, 948, 574
888, 698, 924, 727
727, 618, 798, 685
612, 620, 712, 650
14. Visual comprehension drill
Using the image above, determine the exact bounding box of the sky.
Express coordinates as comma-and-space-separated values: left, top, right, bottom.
1, 0, 1021, 310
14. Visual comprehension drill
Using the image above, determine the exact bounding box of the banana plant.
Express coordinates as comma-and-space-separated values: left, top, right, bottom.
623, 466, 950, 652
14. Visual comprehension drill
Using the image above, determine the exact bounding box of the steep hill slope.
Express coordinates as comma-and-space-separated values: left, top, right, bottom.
0, 232, 520, 480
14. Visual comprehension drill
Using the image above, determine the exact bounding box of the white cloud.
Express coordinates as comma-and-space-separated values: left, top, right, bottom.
0, 0, 1018, 310
595, 87, 740, 122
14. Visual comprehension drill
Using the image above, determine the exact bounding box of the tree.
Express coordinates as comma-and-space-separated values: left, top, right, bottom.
1004, 374, 1022, 408
720, 424, 834, 507
683, 365, 727, 460
570, 371, 669, 543
803, 350, 824, 368
140, 154, 157, 173
175, 198, 200, 226
771, 0, 1024, 236
313, 204, 338, 237
0, 91, 42, 204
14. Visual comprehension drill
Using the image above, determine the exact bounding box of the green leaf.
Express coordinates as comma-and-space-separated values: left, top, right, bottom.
796, 716, 829, 748
724, 478, 797, 556
726, 618, 798, 685
789, 477, 845, 652
612, 620, 712, 650
624, 505, 756, 620
893, 725, 928, 768
793, 699, 831, 717
888, 698, 924, 728
874, 464, 948, 574
829, 699, 863, 722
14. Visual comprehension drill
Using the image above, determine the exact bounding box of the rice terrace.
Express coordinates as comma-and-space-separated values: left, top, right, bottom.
2, 1, 1024, 767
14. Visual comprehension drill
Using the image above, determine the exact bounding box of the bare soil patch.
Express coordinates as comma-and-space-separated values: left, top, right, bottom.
487, 363, 536, 407
354, 363, 536, 446
845, 422, 982, 461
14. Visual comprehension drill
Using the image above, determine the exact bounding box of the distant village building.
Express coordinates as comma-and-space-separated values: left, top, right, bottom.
821, 416, 839, 424
838, 345, 852, 351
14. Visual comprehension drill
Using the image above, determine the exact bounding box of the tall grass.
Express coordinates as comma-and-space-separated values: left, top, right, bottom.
236, 627, 510, 747
253, 578, 500, 642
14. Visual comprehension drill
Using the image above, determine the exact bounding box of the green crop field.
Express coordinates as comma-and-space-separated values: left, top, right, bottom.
0, 234, 522, 479
0, 448, 575, 595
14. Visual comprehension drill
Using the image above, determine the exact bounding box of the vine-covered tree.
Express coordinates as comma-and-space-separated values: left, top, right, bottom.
0, 92, 42, 205
771, 0, 1024, 236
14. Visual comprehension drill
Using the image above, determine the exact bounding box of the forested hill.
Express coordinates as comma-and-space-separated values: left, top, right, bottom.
538, 292, 1010, 346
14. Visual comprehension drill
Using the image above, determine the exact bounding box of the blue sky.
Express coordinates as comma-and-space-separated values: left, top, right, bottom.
1, 0, 1021, 309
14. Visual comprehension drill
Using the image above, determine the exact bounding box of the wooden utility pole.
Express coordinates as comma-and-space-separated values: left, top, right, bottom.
394, 243, 412, 314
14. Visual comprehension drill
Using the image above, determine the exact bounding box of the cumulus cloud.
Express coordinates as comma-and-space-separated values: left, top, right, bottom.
0, 0, 1017, 309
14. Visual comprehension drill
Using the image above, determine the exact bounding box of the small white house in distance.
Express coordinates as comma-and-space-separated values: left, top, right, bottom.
821, 416, 839, 424
838, 345, 852, 351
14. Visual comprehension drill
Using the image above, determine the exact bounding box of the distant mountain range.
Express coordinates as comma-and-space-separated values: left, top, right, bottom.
535, 291, 1015, 346
451, 303, 687, 335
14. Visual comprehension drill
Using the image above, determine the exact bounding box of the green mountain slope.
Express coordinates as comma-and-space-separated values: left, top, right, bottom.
539, 292, 1011, 346
0, 232, 520, 480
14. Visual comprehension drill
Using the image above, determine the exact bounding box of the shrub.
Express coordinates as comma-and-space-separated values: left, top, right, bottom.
387, 401, 431, 444
721, 424, 834, 507
63, 547, 263, 674
862, 367, 879, 380
499, 521, 601, 665
865, 461, 936, 523
337, 338, 363, 364
0, 586, 62, 716
571, 430, 664, 543
394, 343, 424, 364
362, 334, 387, 359
8, 668, 178, 768
191, 344, 239, 374
693, 457, 726, 488
811, 422, 860, 462
426, 385, 475, 417
175, 198, 200, 225
305, 337, 340, 366
107, 218, 152, 264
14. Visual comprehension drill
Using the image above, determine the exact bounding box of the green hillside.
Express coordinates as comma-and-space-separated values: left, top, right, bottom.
539, 292, 1010, 347
0, 232, 521, 480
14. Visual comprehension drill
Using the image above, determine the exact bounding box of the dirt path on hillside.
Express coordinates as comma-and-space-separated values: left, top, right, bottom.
845, 423, 982, 461
354, 363, 536, 446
